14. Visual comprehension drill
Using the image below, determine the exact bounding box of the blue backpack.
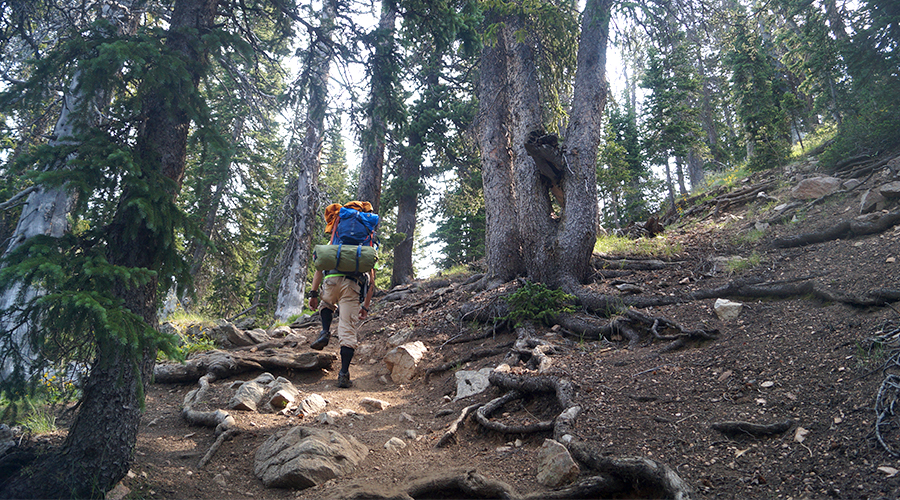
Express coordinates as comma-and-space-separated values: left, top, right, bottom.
330, 207, 379, 247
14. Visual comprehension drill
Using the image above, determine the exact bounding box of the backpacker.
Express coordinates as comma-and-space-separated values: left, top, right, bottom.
330, 207, 379, 247
313, 206, 380, 273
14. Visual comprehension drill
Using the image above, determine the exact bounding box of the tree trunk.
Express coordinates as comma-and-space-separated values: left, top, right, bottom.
0, 0, 219, 496
687, 149, 704, 190
675, 156, 687, 195
555, 0, 609, 286
392, 127, 421, 287
477, 14, 522, 288
505, 16, 556, 284
274, 0, 337, 321
0, 0, 139, 382
356, 0, 396, 213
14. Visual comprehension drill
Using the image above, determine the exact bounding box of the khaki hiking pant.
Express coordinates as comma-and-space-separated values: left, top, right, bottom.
319, 275, 361, 349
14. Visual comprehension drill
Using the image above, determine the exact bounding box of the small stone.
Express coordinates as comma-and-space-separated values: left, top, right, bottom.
887, 257, 896, 263
384, 437, 406, 452
213, 474, 227, 487
760, 381, 775, 388
495, 446, 512, 453
714, 298, 743, 321
360, 398, 390, 412
399, 412, 414, 423
405, 429, 418, 440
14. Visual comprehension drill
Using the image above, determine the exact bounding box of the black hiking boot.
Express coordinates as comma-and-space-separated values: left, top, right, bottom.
311, 308, 333, 350
336, 370, 352, 388
310, 330, 330, 350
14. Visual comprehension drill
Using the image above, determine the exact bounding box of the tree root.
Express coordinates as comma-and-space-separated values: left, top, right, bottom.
435, 404, 483, 448
710, 419, 795, 438
557, 310, 718, 351
565, 442, 692, 500
691, 277, 900, 307
771, 210, 900, 248
424, 343, 514, 380
182, 374, 239, 468
154, 348, 335, 383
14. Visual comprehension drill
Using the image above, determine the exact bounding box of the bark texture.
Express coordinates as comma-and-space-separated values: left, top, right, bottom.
476, 14, 523, 288
274, 0, 337, 321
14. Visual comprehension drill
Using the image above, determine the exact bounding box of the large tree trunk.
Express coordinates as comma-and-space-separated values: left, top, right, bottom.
0, 0, 219, 496
392, 130, 420, 287
356, 0, 396, 213
0, 1, 139, 382
477, 15, 522, 288
505, 16, 556, 284
555, 0, 609, 287
274, 0, 337, 321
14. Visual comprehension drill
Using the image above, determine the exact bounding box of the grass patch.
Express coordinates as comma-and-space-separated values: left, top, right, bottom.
19, 402, 57, 434
595, 234, 683, 258
726, 252, 762, 273
732, 228, 766, 247
705, 164, 752, 190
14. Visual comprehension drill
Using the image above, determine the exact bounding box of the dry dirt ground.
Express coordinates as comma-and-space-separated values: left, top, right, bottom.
59, 159, 900, 499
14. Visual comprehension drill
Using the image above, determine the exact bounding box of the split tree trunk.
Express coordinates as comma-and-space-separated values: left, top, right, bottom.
476, 15, 522, 288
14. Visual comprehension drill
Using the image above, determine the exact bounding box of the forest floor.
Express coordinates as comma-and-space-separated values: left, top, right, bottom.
57, 156, 900, 499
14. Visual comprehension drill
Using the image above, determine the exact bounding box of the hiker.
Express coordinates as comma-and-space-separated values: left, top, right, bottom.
307, 201, 378, 388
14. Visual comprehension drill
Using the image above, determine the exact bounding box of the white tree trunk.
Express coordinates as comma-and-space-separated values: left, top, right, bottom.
274, 0, 337, 321
0, 1, 138, 380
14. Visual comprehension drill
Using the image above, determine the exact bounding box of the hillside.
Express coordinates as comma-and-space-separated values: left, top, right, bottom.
91, 154, 900, 498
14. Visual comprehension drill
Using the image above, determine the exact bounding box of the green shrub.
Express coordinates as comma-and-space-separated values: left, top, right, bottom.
502, 281, 576, 327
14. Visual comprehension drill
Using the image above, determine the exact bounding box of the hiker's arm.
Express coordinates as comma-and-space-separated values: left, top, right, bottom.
309, 270, 323, 309
360, 269, 375, 319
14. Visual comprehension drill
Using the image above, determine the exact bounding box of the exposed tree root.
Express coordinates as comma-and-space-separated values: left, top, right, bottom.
771, 210, 900, 248
557, 309, 717, 351
591, 257, 681, 271
710, 420, 795, 438
154, 348, 335, 383
565, 442, 692, 500
435, 404, 483, 448
405, 469, 521, 500
425, 343, 514, 380
181, 374, 238, 468
691, 277, 900, 307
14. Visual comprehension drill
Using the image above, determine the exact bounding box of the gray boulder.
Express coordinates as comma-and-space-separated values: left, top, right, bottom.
229, 373, 276, 411
790, 176, 841, 200
254, 427, 369, 489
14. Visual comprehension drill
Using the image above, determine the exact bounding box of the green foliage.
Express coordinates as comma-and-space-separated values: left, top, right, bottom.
594, 234, 682, 258
18, 401, 58, 435
724, 252, 762, 273
724, 12, 792, 171
501, 281, 576, 327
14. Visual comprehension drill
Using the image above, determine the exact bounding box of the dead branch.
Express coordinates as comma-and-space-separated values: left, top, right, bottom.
0, 186, 37, 211
435, 403, 482, 448
710, 420, 795, 437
